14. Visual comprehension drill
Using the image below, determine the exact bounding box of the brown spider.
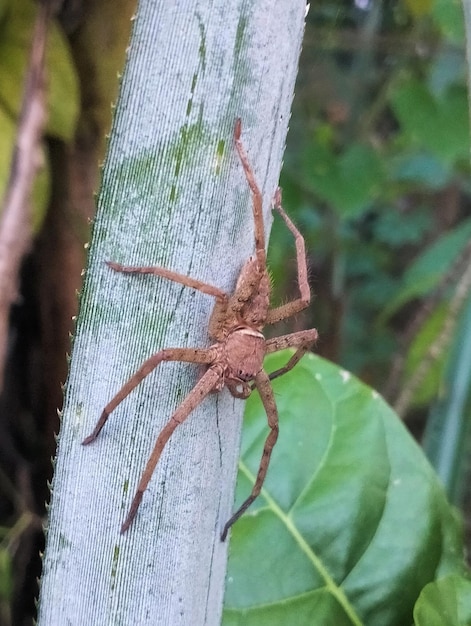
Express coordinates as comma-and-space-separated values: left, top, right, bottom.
82, 119, 318, 541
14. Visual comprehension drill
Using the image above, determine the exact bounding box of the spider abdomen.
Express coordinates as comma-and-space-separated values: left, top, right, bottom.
224, 326, 265, 382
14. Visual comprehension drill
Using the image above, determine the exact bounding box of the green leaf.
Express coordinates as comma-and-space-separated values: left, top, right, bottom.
429, 48, 466, 95
372, 207, 432, 247
0, 0, 79, 140
403, 0, 433, 19
303, 141, 384, 218
0, 0, 9, 22
223, 352, 466, 626
432, 0, 465, 44
0, 548, 12, 601
0, 104, 16, 201
390, 80, 469, 163
389, 152, 451, 189
413, 575, 471, 625
423, 294, 471, 504
403, 304, 448, 407
381, 218, 471, 319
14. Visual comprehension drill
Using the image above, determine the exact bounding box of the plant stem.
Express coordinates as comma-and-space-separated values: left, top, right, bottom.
37, 1, 307, 624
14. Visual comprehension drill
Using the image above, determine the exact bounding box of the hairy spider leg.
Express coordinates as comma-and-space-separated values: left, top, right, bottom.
82, 347, 216, 445
221, 368, 278, 541
234, 117, 266, 268
265, 329, 319, 382
266, 191, 311, 324
106, 261, 227, 302
106, 260, 231, 341
121, 367, 222, 533
221, 330, 318, 539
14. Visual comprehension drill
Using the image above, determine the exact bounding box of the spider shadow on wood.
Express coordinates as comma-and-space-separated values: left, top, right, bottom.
82, 118, 318, 541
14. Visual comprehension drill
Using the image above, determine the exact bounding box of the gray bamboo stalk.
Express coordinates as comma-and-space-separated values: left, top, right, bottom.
37, 1, 307, 624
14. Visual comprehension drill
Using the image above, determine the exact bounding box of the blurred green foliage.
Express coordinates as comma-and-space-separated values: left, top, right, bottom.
267, 6, 471, 607
261, 2, 471, 620
269, 0, 471, 405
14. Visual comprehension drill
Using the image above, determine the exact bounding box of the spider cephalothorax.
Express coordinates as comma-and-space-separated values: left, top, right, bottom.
83, 119, 318, 540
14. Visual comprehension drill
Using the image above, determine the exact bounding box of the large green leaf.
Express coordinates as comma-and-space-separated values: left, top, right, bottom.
223, 352, 466, 625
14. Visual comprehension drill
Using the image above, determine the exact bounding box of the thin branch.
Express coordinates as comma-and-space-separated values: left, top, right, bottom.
0, 0, 53, 389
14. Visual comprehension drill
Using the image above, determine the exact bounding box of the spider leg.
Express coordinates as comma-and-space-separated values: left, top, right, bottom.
82, 347, 216, 445
266, 190, 311, 324
221, 369, 278, 541
107, 262, 229, 342
106, 261, 228, 302
265, 329, 318, 382
121, 366, 222, 533
234, 118, 266, 267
